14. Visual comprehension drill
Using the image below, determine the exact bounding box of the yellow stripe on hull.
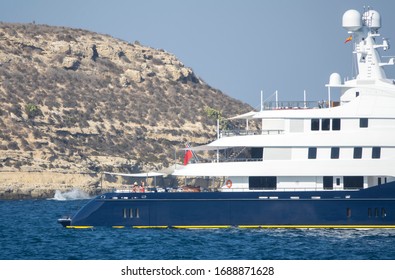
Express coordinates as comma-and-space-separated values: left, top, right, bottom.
66, 226, 93, 229
65, 225, 395, 229
238, 225, 262, 228
172, 225, 232, 229
135, 225, 395, 229
133, 226, 168, 229
238, 225, 395, 229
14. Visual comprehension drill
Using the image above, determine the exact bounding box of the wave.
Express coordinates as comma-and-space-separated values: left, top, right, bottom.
52, 189, 91, 201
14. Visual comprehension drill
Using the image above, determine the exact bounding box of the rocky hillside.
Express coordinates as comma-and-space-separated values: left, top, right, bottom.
0, 22, 252, 198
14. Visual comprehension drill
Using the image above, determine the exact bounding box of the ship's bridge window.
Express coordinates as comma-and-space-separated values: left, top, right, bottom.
249, 176, 277, 190
360, 118, 369, 128
311, 119, 320, 131
311, 118, 341, 131
372, 147, 381, 159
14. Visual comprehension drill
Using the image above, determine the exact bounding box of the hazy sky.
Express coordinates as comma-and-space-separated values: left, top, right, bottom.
1, 0, 395, 108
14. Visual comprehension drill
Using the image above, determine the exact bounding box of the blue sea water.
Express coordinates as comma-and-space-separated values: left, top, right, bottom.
1, 197, 395, 260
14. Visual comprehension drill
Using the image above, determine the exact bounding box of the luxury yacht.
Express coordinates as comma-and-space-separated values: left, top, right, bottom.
59, 8, 395, 228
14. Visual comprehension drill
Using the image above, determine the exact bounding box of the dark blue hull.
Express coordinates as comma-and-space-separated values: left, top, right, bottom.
60, 182, 395, 228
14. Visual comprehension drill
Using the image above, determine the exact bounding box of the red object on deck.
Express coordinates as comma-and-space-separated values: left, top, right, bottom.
183, 149, 193, 165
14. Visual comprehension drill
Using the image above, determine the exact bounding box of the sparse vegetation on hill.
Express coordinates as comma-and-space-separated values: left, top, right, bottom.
0, 22, 252, 181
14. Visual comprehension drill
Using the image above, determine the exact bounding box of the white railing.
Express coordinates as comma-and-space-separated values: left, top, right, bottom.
263, 100, 326, 109
220, 129, 283, 138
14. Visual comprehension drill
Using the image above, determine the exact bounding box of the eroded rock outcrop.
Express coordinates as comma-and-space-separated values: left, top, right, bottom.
0, 22, 253, 198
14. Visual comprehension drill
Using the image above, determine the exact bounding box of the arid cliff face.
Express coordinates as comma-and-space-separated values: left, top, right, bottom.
0, 23, 252, 198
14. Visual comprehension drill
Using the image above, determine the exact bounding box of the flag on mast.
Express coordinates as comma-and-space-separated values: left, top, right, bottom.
344, 35, 352, 43
183, 149, 193, 165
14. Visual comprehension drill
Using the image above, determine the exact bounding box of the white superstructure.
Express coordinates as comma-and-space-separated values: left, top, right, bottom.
173, 8, 395, 192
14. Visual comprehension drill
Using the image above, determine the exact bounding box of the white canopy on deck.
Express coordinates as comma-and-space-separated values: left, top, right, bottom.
103, 171, 165, 177
226, 111, 257, 120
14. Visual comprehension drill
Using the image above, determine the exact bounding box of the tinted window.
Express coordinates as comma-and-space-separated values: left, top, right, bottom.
308, 147, 317, 159
332, 118, 341, 130
360, 118, 368, 128
372, 147, 381, 159
311, 119, 320, 131
249, 176, 277, 190
323, 176, 333, 190
344, 176, 364, 189
353, 147, 363, 159
322, 119, 330, 130
331, 147, 340, 159
251, 147, 263, 159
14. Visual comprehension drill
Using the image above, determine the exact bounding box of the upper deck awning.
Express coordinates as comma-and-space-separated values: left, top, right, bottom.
227, 111, 258, 120
179, 144, 228, 151
103, 171, 165, 177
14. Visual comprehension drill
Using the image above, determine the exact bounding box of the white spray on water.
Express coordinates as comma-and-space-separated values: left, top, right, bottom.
52, 189, 91, 200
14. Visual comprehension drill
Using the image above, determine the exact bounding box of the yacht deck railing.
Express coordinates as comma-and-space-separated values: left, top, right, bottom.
190, 158, 262, 164
220, 129, 283, 138
263, 100, 340, 110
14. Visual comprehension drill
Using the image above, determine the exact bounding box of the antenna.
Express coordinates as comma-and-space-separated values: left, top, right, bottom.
303, 90, 307, 108
275, 90, 279, 109
260, 90, 264, 111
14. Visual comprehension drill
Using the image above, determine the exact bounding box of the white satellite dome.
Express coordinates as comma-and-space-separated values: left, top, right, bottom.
363, 9, 381, 29
329, 73, 342, 86
342, 9, 362, 31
